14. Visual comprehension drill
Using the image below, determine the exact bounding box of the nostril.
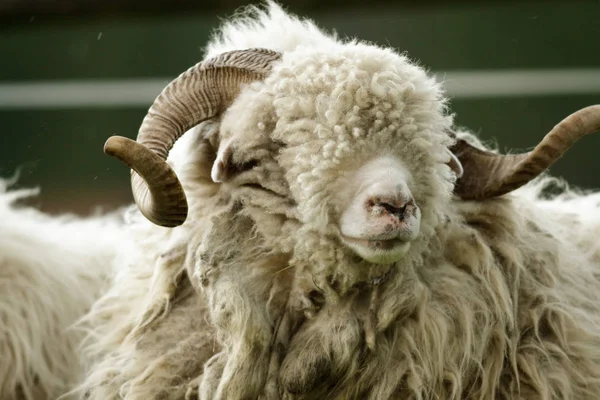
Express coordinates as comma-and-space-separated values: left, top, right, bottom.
380, 201, 408, 219
366, 196, 412, 220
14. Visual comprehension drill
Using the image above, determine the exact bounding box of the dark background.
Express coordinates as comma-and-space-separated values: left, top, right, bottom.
1, 0, 599, 214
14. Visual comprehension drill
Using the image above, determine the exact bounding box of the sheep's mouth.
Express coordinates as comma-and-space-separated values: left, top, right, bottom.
339, 234, 412, 264
341, 235, 410, 251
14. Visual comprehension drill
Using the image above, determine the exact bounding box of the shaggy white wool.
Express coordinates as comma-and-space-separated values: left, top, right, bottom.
205, 2, 339, 58
73, 125, 226, 399
0, 178, 128, 400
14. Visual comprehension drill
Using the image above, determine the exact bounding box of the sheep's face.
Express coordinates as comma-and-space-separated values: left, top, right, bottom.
208, 44, 457, 268
336, 156, 422, 264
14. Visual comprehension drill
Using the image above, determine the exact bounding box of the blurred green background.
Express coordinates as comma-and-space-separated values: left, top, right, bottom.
1, 0, 599, 214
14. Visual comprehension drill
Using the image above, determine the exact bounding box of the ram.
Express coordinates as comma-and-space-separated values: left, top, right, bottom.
2, 2, 600, 399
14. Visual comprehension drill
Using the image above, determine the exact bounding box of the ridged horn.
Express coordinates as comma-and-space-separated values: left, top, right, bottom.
452, 105, 600, 200
104, 48, 282, 227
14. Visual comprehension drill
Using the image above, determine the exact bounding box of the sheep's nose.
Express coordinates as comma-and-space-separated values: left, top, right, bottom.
367, 196, 413, 222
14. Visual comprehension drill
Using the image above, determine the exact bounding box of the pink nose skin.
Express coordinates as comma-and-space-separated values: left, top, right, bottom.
366, 196, 413, 224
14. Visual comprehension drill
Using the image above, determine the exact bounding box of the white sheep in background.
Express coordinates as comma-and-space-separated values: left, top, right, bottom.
2, 2, 600, 399
0, 179, 128, 399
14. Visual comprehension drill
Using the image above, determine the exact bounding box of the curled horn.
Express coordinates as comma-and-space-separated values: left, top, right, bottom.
451, 105, 600, 200
104, 48, 282, 227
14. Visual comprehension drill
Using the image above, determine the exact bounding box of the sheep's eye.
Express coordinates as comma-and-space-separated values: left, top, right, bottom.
221, 158, 259, 181
232, 159, 287, 198
228, 158, 264, 185
233, 159, 259, 174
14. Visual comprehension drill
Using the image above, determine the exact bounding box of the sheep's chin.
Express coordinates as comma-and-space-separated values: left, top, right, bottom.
341, 236, 411, 264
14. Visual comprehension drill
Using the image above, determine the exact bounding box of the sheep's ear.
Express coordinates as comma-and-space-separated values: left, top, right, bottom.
211, 143, 233, 183
448, 151, 464, 178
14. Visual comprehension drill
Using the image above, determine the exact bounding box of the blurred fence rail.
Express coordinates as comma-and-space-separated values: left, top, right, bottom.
1, 69, 599, 109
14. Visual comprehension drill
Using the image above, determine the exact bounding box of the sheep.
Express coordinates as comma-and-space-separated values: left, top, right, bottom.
0, 178, 128, 400
2, 2, 600, 399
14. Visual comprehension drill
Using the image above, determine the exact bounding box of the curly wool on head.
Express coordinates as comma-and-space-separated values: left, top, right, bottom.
215, 40, 455, 262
